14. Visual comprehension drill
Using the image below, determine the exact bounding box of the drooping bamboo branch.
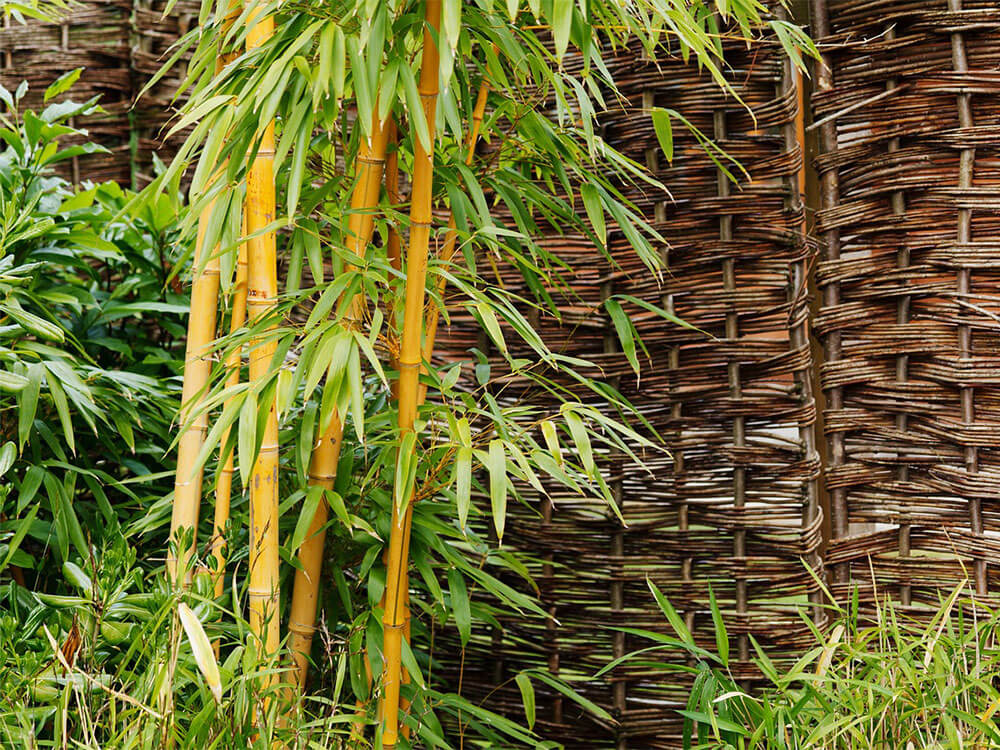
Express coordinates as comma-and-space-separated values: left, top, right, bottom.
379, 0, 441, 743
210, 219, 247, 600
244, 5, 281, 665
167, 0, 240, 588
287, 116, 390, 690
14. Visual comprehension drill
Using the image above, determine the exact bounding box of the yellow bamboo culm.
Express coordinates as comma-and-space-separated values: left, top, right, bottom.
210, 219, 247, 601
166, 0, 242, 589
379, 0, 442, 743
244, 6, 281, 668
167, 194, 221, 585
287, 116, 391, 690
420, 77, 490, 387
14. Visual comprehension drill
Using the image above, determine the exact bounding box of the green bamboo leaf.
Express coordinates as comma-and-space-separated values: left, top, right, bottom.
400, 62, 431, 153
648, 577, 694, 648
540, 420, 562, 466
348, 342, 364, 443
476, 301, 507, 355
580, 183, 605, 247
651, 107, 673, 163
394, 432, 418, 511
552, 0, 573, 60
456, 446, 472, 530
563, 407, 593, 476
515, 672, 535, 729
44, 68, 83, 103
605, 298, 639, 375
447, 567, 471, 646
488, 439, 507, 542
178, 602, 223, 702
290, 484, 324, 554
0, 441, 15, 478
708, 584, 729, 666
237, 390, 258, 487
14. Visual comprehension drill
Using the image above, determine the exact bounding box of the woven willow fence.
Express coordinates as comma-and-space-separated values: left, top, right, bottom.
812, 0, 1000, 606
434, 29, 823, 748
0, 0, 195, 186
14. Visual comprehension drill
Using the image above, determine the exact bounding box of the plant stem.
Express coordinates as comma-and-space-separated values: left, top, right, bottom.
380, 0, 441, 743
210, 216, 247, 602
287, 115, 390, 689
245, 5, 281, 668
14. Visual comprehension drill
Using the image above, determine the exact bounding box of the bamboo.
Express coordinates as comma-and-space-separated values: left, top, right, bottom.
287, 116, 390, 689
210, 220, 247, 600
166, 0, 240, 587
379, 0, 441, 743
419, 77, 490, 398
245, 6, 281, 665
167, 195, 221, 585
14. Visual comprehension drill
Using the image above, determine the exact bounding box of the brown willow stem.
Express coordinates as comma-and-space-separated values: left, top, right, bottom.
287, 116, 390, 690
380, 0, 441, 744
245, 6, 281, 669
210, 218, 247, 601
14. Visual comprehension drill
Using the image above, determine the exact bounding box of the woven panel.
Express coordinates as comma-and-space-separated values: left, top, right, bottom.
433, 30, 822, 748
132, 0, 199, 186
0, 1, 132, 184
812, 0, 1000, 605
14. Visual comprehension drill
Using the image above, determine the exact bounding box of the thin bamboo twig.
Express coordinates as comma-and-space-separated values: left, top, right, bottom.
287, 116, 390, 690
380, 0, 441, 743
245, 5, 281, 669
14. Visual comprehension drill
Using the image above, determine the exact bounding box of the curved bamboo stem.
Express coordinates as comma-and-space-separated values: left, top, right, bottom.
380, 0, 441, 743
287, 116, 390, 690
210, 220, 247, 600
245, 6, 281, 667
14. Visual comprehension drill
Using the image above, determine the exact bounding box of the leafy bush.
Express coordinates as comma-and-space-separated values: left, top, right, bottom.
612, 575, 1000, 749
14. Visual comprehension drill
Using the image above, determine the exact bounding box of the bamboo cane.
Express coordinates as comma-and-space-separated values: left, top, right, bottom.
419, 76, 490, 400
245, 6, 281, 666
287, 116, 390, 690
210, 219, 247, 601
166, 0, 240, 588
379, 0, 441, 743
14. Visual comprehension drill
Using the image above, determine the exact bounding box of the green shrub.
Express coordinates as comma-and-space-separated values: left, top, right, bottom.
610, 575, 1000, 749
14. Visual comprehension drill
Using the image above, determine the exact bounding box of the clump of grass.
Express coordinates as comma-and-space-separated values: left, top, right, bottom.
607, 572, 1000, 749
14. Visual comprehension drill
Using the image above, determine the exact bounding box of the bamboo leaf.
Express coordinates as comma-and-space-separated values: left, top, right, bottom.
606, 298, 639, 375
552, 0, 573, 60
651, 107, 673, 163
237, 390, 258, 487
394, 432, 418, 511
648, 577, 694, 648
0, 441, 15, 479
708, 584, 729, 666
515, 672, 536, 729
456, 446, 472, 530
290, 484, 324, 554
580, 183, 605, 247
488, 439, 507, 542
447, 567, 471, 646
476, 301, 507, 356
178, 601, 223, 702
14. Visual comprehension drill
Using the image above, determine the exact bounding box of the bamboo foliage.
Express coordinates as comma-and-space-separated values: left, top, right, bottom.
379, 0, 442, 742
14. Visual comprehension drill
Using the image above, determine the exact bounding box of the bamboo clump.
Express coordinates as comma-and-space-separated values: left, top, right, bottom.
379, 0, 442, 742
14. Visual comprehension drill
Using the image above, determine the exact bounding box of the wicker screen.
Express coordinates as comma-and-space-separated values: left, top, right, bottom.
0, 0, 133, 184
433, 31, 823, 748
132, 0, 199, 186
812, 0, 1000, 604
